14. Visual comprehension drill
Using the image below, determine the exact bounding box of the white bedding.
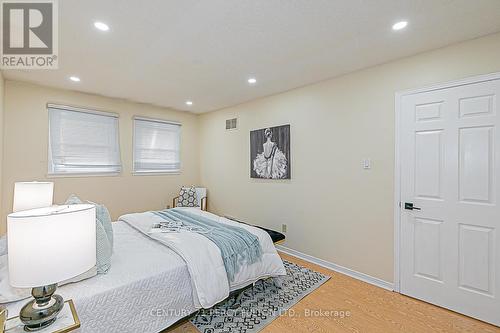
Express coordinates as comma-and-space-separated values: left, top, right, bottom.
5, 208, 285, 333
119, 208, 287, 308
6, 221, 197, 333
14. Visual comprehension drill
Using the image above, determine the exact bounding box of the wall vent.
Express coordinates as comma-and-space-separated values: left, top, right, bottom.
226, 118, 237, 130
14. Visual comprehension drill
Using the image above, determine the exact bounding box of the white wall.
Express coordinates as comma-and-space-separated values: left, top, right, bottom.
199, 33, 500, 282
2, 33, 500, 282
1, 81, 200, 234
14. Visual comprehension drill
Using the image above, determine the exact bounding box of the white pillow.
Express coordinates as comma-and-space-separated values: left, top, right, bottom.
60, 266, 97, 286
0, 255, 31, 303
0, 236, 6, 256
177, 186, 198, 207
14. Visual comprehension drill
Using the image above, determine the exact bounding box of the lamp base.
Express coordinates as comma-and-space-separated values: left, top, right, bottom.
20, 284, 63, 332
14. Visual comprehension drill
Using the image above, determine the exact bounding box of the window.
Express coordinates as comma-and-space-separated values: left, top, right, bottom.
48, 104, 121, 175
133, 117, 181, 173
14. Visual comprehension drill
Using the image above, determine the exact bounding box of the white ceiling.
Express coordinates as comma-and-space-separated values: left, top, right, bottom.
3, 0, 500, 113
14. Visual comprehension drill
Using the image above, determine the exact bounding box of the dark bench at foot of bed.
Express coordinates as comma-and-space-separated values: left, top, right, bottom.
225, 216, 286, 244
254, 226, 286, 243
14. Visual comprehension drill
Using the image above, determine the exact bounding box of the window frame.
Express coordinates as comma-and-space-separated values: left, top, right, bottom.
132, 116, 182, 175
47, 104, 122, 177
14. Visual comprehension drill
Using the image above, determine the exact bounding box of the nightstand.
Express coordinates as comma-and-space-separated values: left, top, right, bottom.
4, 300, 80, 333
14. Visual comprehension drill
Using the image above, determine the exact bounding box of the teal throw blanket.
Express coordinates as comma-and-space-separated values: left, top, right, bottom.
153, 208, 263, 282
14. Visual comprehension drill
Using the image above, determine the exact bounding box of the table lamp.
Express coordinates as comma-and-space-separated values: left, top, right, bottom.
13, 182, 54, 212
7, 204, 96, 331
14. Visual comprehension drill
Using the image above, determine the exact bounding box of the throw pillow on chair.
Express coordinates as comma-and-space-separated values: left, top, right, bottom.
177, 186, 198, 207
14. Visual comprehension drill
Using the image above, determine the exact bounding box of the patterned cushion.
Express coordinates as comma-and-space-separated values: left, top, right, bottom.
177, 186, 198, 207
0, 236, 6, 257
65, 195, 112, 274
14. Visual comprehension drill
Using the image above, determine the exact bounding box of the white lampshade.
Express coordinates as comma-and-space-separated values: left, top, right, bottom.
13, 182, 54, 213
7, 204, 96, 288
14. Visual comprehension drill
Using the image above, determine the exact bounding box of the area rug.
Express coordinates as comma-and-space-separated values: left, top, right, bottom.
190, 260, 330, 333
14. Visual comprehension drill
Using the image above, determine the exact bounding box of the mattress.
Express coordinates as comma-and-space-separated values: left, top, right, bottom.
6, 221, 198, 333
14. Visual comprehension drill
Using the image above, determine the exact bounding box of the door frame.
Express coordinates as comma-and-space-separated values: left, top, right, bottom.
393, 71, 500, 293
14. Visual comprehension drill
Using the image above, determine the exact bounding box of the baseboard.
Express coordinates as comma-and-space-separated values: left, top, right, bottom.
276, 245, 394, 291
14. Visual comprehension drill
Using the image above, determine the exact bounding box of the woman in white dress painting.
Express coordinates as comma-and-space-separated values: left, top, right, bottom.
253, 128, 288, 179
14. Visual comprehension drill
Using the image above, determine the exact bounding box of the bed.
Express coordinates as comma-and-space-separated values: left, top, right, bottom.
5, 208, 286, 333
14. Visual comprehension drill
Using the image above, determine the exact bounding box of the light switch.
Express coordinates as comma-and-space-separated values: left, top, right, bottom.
363, 158, 371, 169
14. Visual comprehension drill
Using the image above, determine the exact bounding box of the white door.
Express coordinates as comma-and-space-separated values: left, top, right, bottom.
399, 77, 500, 326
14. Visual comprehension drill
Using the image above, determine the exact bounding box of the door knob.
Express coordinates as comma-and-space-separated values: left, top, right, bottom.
404, 202, 421, 211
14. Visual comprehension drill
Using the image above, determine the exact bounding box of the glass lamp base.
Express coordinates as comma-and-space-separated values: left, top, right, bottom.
20, 284, 64, 332
22, 316, 57, 332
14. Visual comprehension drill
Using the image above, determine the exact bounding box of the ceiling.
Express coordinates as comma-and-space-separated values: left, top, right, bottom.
3, 0, 500, 113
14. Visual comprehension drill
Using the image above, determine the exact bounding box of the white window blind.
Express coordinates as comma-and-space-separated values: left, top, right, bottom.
133, 117, 181, 173
48, 105, 122, 175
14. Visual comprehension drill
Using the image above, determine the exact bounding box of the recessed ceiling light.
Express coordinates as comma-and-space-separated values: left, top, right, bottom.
69, 76, 81, 82
247, 77, 257, 85
392, 21, 408, 31
94, 21, 110, 31
185, 101, 193, 106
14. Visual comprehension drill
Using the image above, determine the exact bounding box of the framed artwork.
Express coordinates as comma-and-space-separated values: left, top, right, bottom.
250, 124, 290, 179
